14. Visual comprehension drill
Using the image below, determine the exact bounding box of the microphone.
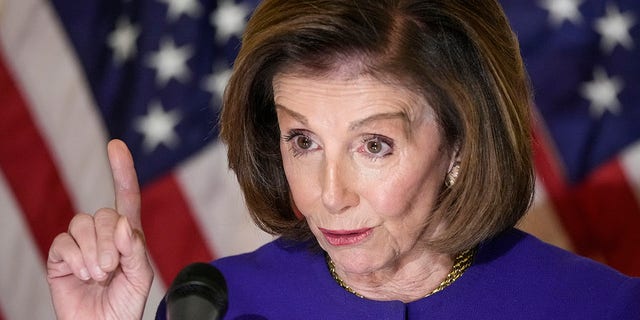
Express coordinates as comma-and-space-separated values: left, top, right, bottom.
165, 262, 228, 320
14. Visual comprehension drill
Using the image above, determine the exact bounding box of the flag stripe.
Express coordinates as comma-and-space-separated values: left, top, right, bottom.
0, 50, 75, 259
621, 142, 640, 203
0, 174, 56, 319
176, 143, 272, 258
142, 264, 169, 320
619, 142, 640, 275
141, 174, 215, 285
0, 0, 116, 215
576, 157, 640, 276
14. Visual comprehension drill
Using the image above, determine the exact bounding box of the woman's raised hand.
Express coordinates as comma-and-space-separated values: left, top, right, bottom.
47, 140, 154, 320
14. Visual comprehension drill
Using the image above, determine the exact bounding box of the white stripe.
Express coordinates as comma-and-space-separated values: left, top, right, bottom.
620, 141, 640, 203
176, 142, 272, 258
0, 0, 115, 214
0, 173, 56, 319
532, 173, 548, 205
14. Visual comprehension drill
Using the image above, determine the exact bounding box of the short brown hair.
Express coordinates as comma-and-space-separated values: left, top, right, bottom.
220, 0, 534, 254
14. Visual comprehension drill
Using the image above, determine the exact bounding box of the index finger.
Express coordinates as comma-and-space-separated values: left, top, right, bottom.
107, 139, 142, 230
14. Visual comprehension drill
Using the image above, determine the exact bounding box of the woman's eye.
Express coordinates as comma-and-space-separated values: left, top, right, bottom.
282, 130, 319, 157
366, 140, 383, 154
361, 135, 393, 158
295, 136, 313, 150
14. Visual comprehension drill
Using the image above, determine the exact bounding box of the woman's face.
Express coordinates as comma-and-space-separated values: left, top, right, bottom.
274, 71, 453, 275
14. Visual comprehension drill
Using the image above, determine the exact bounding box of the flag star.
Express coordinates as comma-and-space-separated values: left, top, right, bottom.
580, 67, 624, 118
210, 0, 250, 44
146, 38, 193, 86
538, 0, 584, 27
135, 101, 182, 152
202, 68, 232, 104
594, 3, 636, 53
107, 17, 140, 64
158, 0, 202, 21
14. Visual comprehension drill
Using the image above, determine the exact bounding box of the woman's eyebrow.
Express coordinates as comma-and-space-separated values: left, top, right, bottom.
275, 104, 308, 125
349, 111, 412, 134
276, 103, 412, 136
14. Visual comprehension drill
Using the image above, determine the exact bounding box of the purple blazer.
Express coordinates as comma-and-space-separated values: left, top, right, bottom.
156, 228, 640, 319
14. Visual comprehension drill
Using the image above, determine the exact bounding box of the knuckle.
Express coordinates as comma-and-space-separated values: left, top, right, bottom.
94, 208, 119, 228
94, 207, 118, 218
51, 233, 74, 251
48, 234, 79, 263
48, 233, 70, 261
94, 209, 120, 237
67, 213, 94, 234
51, 231, 70, 245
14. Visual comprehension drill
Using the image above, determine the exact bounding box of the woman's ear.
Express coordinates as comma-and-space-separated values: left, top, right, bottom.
447, 144, 461, 172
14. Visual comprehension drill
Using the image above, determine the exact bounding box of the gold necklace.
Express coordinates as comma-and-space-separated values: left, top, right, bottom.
326, 248, 476, 299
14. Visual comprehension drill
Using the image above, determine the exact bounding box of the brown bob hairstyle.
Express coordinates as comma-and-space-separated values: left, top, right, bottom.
220, 0, 535, 254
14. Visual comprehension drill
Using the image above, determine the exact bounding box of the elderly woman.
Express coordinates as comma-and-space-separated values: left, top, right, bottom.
47, 0, 640, 319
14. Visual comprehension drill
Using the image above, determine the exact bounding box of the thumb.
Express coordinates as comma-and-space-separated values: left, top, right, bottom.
107, 139, 142, 230
114, 215, 153, 287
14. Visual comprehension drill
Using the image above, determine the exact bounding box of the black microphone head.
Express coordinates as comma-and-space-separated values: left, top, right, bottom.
166, 262, 228, 320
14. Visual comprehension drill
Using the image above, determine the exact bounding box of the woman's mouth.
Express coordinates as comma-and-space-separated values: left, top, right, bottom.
319, 228, 373, 246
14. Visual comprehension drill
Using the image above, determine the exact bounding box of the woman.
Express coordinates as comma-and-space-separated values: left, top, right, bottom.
47, 0, 640, 319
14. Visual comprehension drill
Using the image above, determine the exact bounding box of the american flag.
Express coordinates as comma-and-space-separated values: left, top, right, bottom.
0, 0, 637, 318
503, 0, 640, 276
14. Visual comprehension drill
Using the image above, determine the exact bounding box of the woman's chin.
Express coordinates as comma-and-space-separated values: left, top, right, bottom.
329, 250, 386, 275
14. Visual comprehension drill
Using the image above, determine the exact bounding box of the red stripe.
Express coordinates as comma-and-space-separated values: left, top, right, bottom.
141, 174, 215, 285
0, 50, 76, 260
575, 160, 640, 276
532, 115, 640, 276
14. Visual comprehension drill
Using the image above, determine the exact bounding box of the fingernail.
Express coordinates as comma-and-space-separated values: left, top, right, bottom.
100, 253, 113, 269
79, 268, 90, 280
123, 217, 133, 239
94, 266, 106, 279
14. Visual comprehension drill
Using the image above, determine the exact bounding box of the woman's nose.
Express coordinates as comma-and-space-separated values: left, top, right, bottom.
321, 158, 359, 214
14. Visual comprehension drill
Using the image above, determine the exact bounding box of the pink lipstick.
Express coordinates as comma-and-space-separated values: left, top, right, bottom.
319, 228, 373, 246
